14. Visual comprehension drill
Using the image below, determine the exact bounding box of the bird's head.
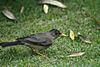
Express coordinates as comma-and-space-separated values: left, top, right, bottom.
49, 29, 66, 38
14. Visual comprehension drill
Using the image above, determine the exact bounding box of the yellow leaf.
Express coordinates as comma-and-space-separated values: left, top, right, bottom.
43, 4, 49, 14
70, 30, 75, 40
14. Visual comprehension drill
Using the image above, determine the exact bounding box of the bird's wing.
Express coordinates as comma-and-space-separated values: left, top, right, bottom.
18, 33, 52, 46
16, 34, 35, 40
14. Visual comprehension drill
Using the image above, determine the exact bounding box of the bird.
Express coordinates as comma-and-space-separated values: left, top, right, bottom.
0, 29, 66, 50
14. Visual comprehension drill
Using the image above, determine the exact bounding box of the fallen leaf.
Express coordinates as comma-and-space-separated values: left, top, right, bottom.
2, 9, 16, 20
20, 6, 24, 14
96, 26, 100, 30
43, 4, 49, 14
70, 30, 75, 40
81, 8, 99, 25
84, 40, 91, 43
78, 33, 91, 44
97, 22, 100, 24
40, 0, 66, 8
67, 52, 85, 57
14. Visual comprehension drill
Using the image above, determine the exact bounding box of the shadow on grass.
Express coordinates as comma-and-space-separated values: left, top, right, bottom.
0, 46, 34, 64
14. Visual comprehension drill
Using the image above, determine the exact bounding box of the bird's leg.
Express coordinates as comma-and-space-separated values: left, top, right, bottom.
0, 46, 3, 52
32, 49, 49, 59
32, 49, 54, 65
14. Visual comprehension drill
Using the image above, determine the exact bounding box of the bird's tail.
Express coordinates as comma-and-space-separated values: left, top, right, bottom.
0, 41, 23, 47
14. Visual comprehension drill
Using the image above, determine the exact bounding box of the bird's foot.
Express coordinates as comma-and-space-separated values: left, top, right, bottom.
32, 49, 55, 65
32, 49, 49, 59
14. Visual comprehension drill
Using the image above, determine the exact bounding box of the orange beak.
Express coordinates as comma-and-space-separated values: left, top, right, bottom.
61, 33, 66, 37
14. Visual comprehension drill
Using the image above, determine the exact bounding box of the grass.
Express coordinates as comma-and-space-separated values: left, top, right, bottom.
0, 0, 100, 67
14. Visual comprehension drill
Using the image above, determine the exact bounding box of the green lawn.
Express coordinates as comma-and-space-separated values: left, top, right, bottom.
0, 0, 100, 67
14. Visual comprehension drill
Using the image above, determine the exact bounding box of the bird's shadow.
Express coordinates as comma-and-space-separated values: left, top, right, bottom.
0, 45, 40, 63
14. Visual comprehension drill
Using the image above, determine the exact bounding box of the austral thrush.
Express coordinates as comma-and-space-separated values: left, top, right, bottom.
0, 29, 66, 50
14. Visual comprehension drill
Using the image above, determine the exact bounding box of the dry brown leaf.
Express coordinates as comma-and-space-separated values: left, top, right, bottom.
96, 21, 100, 24
96, 26, 100, 30
67, 52, 85, 57
78, 33, 91, 44
83, 40, 91, 44
43, 4, 49, 14
20, 6, 24, 14
70, 30, 75, 40
40, 0, 66, 8
2, 9, 16, 20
